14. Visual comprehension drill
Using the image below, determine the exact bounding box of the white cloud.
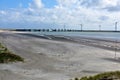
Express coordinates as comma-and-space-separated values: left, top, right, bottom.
29, 0, 43, 9
57, 0, 78, 7
101, 0, 118, 7
0, 0, 120, 29
0, 11, 6, 15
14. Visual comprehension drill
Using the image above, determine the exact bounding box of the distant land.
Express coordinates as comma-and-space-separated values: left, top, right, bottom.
11, 29, 120, 32
0, 29, 120, 32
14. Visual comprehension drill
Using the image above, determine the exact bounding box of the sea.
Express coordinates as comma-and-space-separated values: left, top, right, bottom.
31, 32, 120, 40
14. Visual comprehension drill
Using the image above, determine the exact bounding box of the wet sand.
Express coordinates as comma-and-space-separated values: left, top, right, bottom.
0, 32, 120, 80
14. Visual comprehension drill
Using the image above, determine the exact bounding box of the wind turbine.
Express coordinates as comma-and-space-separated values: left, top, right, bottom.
115, 22, 118, 31
80, 24, 83, 31
99, 25, 101, 31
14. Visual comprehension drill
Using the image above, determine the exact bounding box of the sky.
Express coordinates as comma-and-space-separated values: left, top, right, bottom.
0, 0, 120, 30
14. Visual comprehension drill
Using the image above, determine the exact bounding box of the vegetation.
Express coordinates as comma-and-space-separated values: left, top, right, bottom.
0, 43, 24, 63
72, 71, 120, 80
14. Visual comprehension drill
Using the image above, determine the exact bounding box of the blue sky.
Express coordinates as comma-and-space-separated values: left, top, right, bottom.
42, 0, 57, 8
0, 0, 57, 9
0, 0, 120, 30
0, 0, 31, 9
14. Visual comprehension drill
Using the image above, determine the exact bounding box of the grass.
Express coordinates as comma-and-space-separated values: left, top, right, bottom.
72, 71, 120, 80
0, 43, 24, 63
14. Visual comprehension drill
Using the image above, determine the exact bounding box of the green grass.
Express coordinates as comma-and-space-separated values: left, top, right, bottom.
72, 71, 120, 80
0, 43, 24, 63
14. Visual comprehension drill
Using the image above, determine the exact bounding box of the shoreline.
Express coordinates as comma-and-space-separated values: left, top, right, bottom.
17, 32, 120, 52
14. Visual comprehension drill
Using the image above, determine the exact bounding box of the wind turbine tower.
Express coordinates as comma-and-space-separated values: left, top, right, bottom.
115, 22, 118, 31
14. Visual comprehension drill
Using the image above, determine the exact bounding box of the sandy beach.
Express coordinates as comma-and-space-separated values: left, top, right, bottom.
0, 32, 120, 80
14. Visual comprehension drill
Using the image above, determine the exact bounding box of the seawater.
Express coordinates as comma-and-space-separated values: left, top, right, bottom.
31, 32, 120, 40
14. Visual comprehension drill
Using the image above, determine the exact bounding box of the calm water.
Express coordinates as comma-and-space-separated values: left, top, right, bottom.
31, 32, 120, 40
